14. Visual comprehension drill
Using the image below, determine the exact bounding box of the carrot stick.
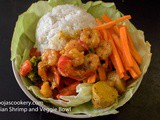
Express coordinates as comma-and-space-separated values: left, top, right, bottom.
129, 68, 138, 79
111, 31, 141, 80
111, 32, 129, 70
107, 31, 125, 78
96, 18, 107, 40
96, 18, 103, 25
57, 82, 80, 99
123, 72, 130, 80
98, 66, 107, 81
132, 57, 142, 76
126, 27, 142, 64
96, 18, 125, 79
110, 54, 124, 78
111, 33, 121, 50
120, 26, 134, 68
95, 15, 131, 30
102, 14, 112, 22
102, 14, 120, 36
87, 74, 97, 84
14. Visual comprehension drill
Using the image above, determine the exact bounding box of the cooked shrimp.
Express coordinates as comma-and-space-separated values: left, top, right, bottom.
84, 53, 100, 70
96, 40, 112, 60
38, 62, 48, 81
80, 28, 100, 48
60, 40, 85, 67
61, 40, 84, 54
38, 62, 60, 84
42, 49, 58, 66
58, 56, 95, 81
65, 48, 84, 67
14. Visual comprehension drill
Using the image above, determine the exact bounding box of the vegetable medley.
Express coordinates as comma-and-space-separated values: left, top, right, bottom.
19, 14, 142, 109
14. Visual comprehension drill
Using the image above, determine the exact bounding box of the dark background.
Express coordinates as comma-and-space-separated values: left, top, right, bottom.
0, 0, 160, 120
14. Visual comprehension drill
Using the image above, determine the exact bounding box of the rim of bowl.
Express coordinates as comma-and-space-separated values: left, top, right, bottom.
12, 61, 91, 118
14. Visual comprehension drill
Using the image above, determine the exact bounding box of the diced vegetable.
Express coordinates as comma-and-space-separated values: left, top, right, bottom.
92, 81, 118, 109
107, 71, 126, 94
30, 56, 41, 67
40, 82, 52, 98
27, 71, 40, 82
56, 82, 80, 99
20, 60, 33, 76
98, 66, 107, 81
30, 48, 41, 57
87, 74, 97, 84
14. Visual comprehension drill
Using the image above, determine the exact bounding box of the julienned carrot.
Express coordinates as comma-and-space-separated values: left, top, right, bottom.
111, 33, 121, 51
110, 54, 124, 78
120, 26, 134, 68
126, 27, 142, 65
115, 44, 131, 80
102, 14, 120, 36
123, 72, 130, 80
107, 31, 125, 78
111, 33, 129, 70
98, 66, 107, 81
96, 18, 108, 40
129, 68, 138, 79
111, 32, 136, 80
132, 57, 142, 76
102, 14, 112, 22
96, 18, 103, 25
57, 82, 80, 99
95, 15, 131, 30
87, 74, 97, 84
111, 30, 141, 79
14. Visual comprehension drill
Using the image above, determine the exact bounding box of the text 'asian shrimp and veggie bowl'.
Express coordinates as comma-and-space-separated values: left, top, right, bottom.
11, 0, 151, 117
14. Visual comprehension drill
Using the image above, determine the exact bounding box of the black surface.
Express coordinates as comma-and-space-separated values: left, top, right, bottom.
0, 0, 160, 120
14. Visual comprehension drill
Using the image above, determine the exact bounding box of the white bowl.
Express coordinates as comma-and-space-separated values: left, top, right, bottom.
12, 61, 91, 118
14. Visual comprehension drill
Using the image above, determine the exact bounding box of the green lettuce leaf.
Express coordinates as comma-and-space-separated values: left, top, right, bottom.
28, 83, 92, 107
11, 0, 152, 117
48, 0, 82, 7
11, 1, 51, 60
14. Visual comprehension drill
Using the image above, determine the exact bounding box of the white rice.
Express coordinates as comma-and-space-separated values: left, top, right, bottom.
36, 4, 97, 52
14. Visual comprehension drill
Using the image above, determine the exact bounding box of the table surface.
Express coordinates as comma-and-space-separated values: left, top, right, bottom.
0, 0, 160, 120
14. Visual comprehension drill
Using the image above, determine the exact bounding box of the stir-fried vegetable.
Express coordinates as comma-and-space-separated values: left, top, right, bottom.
92, 81, 118, 109
20, 60, 33, 77
56, 82, 80, 99
40, 82, 52, 98
107, 71, 126, 94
